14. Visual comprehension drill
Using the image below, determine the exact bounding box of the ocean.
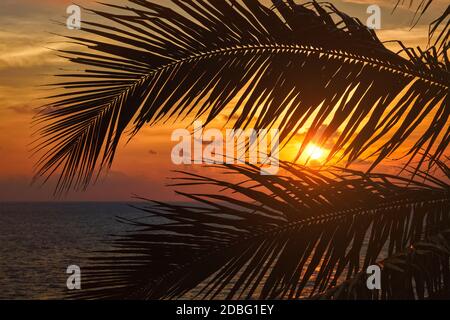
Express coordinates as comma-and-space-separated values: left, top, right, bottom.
0, 202, 141, 300
0, 202, 374, 300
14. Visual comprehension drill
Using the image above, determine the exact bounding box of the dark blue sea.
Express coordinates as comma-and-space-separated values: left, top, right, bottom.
0, 202, 143, 299
0, 202, 376, 300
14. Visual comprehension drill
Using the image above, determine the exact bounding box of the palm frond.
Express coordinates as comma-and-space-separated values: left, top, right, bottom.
394, 0, 434, 24
394, 0, 449, 55
313, 229, 450, 299
73, 160, 450, 299
34, 0, 449, 193
429, 5, 449, 55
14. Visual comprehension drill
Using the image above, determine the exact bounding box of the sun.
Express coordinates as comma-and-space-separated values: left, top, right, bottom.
304, 143, 326, 161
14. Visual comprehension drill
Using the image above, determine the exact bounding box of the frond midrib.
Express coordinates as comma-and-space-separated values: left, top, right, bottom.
57, 42, 449, 156
147, 44, 449, 89
312, 228, 450, 299
142, 194, 450, 298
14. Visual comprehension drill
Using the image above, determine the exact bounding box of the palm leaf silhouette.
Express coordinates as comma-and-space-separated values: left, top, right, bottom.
73, 159, 450, 299
394, 0, 449, 54
315, 229, 450, 299
394, 0, 432, 22
394, 0, 448, 28
34, 0, 449, 193
429, 5, 449, 55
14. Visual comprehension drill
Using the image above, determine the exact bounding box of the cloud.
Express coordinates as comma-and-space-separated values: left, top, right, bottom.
0, 170, 177, 202
7, 104, 35, 114
341, 0, 389, 4
295, 125, 342, 150
220, 113, 241, 123
0, 40, 68, 70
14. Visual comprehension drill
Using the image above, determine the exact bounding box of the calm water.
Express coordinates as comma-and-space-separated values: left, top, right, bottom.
0, 202, 141, 300
0, 202, 376, 300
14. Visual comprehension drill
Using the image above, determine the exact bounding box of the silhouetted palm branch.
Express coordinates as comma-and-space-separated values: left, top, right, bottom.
73, 159, 450, 299
394, 0, 445, 25
314, 229, 450, 299
34, 0, 449, 193
393, 0, 449, 55
429, 5, 449, 54
394, 0, 432, 22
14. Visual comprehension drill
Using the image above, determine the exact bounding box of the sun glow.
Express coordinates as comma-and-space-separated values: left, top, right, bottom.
304, 143, 326, 161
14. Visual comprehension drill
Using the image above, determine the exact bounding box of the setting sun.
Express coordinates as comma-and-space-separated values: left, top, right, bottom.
304, 143, 326, 161
0, 0, 448, 302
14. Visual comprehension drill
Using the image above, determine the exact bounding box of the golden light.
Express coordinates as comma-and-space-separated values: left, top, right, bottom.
304, 143, 325, 161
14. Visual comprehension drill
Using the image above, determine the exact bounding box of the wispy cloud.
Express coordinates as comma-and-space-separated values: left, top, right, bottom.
7, 104, 35, 114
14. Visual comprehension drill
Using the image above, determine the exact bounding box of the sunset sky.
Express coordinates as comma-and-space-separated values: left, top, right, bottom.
0, 0, 447, 201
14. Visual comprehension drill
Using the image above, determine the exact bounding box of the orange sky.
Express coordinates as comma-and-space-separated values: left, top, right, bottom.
0, 0, 448, 201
